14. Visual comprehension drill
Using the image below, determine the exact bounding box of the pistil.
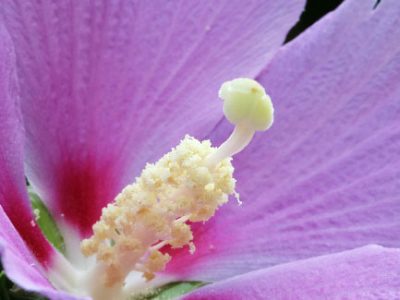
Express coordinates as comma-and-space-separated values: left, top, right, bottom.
78, 78, 274, 299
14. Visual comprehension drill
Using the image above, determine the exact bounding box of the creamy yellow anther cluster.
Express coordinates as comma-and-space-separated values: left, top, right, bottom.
81, 136, 236, 286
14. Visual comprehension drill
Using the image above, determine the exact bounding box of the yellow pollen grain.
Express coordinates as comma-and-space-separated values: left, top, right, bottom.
81, 136, 236, 286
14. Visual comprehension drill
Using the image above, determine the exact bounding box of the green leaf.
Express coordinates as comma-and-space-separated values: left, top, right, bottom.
132, 281, 207, 300
28, 191, 65, 254
0, 271, 10, 300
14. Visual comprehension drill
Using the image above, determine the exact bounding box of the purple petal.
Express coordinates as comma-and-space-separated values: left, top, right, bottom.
0, 206, 85, 300
183, 245, 400, 300
166, 0, 400, 280
0, 0, 305, 235
0, 25, 54, 264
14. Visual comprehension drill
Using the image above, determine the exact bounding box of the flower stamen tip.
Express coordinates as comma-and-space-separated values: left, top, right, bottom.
206, 78, 274, 166
219, 78, 274, 132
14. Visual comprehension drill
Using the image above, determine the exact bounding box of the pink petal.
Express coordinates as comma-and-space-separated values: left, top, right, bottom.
183, 245, 400, 300
0, 25, 54, 265
0, 24, 72, 299
166, 0, 400, 280
0, 206, 85, 300
0, 0, 305, 235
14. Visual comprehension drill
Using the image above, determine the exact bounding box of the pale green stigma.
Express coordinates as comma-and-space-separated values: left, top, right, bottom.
219, 78, 274, 131
207, 78, 274, 166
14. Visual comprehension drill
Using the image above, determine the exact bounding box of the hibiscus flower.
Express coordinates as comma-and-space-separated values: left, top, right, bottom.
0, 0, 399, 299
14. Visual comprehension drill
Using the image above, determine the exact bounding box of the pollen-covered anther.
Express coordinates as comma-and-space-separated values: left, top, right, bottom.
81, 136, 237, 287
170, 221, 193, 248
142, 250, 171, 281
